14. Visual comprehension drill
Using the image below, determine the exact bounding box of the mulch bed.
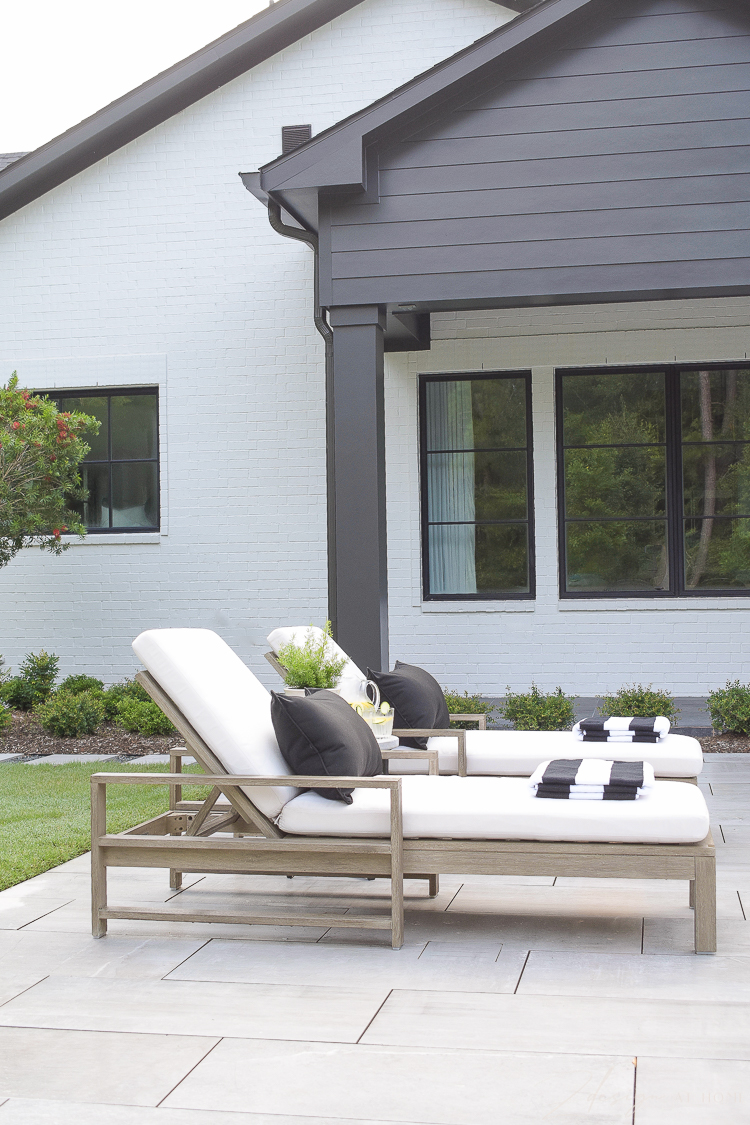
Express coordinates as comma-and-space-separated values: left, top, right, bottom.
0, 710, 184, 758
698, 733, 750, 754
2, 710, 748, 759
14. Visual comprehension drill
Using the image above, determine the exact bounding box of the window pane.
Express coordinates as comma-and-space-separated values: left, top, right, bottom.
682, 442, 750, 517
682, 369, 750, 443
564, 446, 666, 518
425, 517, 530, 594
425, 378, 526, 450
111, 395, 157, 460
429, 524, 529, 595
474, 451, 528, 520
58, 396, 108, 461
427, 453, 475, 523
684, 518, 750, 589
562, 372, 666, 446
565, 520, 669, 592
470, 378, 527, 449
428, 524, 477, 595
76, 463, 109, 528
427, 451, 527, 522
425, 381, 474, 452
475, 524, 529, 595
111, 463, 158, 527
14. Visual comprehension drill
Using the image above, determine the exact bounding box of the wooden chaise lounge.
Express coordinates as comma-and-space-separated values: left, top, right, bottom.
90, 629, 716, 953
265, 626, 705, 781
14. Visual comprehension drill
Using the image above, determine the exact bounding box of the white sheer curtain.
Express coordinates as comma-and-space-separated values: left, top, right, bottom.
426, 380, 477, 594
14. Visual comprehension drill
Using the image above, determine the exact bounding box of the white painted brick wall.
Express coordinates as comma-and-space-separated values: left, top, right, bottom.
386, 299, 750, 695
0, 0, 510, 686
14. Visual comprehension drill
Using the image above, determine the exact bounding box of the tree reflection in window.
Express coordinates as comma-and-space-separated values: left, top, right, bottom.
682, 370, 750, 590
558, 367, 750, 595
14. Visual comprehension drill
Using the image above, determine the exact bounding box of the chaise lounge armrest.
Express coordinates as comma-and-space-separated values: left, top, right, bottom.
392, 728, 467, 775
91, 771, 404, 841
448, 714, 487, 729
381, 747, 439, 775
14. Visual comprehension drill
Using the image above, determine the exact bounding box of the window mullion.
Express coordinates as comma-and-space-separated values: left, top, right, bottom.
665, 369, 683, 595
107, 394, 113, 530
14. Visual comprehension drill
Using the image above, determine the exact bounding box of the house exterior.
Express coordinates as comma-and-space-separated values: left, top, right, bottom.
1, 0, 749, 698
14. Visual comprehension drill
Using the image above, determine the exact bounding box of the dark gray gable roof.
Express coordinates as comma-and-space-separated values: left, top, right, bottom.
0, 0, 526, 223
259, 0, 603, 215
261, 0, 750, 230
0, 153, 29, 173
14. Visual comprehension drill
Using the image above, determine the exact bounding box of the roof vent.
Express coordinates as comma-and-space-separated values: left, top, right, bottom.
281, 124, 312, 155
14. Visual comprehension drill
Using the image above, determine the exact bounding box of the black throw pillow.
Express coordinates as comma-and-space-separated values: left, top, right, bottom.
270, 689, 382, 803
366, 661, 450, 750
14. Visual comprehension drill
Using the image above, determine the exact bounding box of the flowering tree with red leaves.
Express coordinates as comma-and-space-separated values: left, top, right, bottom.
0, 373, 99, 567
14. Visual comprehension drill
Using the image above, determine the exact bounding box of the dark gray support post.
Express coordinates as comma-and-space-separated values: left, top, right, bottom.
328, 305, 388, 673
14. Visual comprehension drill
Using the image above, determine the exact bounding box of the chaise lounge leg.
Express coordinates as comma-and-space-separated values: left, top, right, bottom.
90, 779, 108, 938
390, 785, 404, 950
689, 879, 695, 908
428, 875, 439, 898
169, 751, 184, 893
694, 855, 716, 954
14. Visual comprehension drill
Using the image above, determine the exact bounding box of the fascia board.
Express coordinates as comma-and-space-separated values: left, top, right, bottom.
261, 0, 595, 194
0, 0, 362, 222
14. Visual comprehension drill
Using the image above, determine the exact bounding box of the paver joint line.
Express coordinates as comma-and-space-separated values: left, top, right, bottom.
631, 1056, 637, 1125
513, 950, 531, 993
355, 989, 394, 1045
155, 1035, 224, 1109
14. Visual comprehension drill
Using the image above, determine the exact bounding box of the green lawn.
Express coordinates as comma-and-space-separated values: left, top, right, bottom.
0, 760, 209, 891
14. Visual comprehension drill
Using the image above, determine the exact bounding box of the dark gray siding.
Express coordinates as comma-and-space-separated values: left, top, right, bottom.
323, 0, 750, 308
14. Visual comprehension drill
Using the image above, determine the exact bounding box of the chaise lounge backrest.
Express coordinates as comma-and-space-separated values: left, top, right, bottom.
267, 625, 369, 703
133, 628, 297, 817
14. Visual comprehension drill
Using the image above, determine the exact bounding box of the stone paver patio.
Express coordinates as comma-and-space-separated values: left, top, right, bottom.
0, 754, 748, 1123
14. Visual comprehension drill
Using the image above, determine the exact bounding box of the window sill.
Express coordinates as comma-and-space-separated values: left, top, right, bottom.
421, 601, 535, 613
61, 533, 163, 546
558, 597, 750, 611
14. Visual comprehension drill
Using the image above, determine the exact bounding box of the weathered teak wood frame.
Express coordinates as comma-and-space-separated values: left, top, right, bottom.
89, 670, 717, 952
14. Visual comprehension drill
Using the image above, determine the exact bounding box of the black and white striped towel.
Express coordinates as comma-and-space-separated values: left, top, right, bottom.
573, 716, 670, 743
529, 759, 656, 800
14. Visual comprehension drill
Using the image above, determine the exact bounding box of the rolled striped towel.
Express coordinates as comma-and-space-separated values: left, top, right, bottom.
529, 758, 655, 800
573, 716, 670, 743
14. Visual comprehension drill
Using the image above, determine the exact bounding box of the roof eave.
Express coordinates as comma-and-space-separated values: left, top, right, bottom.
0, 0, 364, 222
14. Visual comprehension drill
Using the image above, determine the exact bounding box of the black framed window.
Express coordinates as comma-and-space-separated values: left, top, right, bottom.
49, 388, 159, 532
557, 365, 750, 596
420, 372, 534, 600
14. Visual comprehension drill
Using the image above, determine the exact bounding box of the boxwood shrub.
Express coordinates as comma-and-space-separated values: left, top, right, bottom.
58, 674, 104, 695
499, 685, 575, 731
34, 690, 105, 737
1, 651, 59, 711
115, 697, 175, 736
599, 684, 679, 724
707, 681, 750, 736
102, 679, 150, 720
442, 689, 496, 730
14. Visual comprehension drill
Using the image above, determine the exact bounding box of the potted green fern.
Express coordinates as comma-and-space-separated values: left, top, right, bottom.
276, 622, 347, 694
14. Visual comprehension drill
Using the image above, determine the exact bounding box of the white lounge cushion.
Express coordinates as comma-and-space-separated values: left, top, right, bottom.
267, 626, 368, 704
277, 775, 710, 844
387, 730, 703, 779
133, 629, 296, 818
